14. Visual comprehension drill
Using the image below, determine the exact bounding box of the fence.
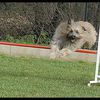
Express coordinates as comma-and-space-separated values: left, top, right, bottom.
0, 2, 99, 50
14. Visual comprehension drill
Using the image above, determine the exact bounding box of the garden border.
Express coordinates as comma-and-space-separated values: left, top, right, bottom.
0, 41, 96, 54
0, 41, 97, 62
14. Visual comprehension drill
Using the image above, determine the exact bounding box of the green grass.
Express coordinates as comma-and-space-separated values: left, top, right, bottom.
0, 54, 100, 97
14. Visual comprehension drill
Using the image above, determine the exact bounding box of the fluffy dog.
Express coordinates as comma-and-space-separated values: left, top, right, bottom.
50, 19, 97, 59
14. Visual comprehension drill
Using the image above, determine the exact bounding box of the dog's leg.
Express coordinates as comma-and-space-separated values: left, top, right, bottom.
59, 48, 72, 57
50, 38, 62, 59
50, 44, 60, 59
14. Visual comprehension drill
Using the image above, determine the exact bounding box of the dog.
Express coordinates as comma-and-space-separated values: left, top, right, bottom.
50, 19, 97, 59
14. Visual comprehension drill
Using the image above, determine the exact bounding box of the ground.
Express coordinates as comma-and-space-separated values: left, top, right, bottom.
0, 54, 100, 97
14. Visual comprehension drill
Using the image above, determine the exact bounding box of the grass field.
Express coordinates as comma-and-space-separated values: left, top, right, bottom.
0, 54, 100, 97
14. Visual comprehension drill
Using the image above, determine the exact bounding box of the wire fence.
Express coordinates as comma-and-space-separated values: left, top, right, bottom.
0, 2, 99, 50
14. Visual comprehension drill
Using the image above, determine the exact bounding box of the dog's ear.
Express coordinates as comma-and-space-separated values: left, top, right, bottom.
68, 18, 71, 24
68, 19, 74, 25
82, 26, 87, 31
71, 19, 74, 24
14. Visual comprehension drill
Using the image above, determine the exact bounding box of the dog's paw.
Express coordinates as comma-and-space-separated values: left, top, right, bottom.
50, 52, 56, 59
59, 49, 72, 57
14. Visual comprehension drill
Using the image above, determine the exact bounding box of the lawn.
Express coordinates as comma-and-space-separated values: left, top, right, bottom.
0, 54, 100, 97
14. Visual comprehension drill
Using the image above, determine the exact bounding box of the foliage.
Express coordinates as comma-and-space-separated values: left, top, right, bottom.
0, 3, 99, 49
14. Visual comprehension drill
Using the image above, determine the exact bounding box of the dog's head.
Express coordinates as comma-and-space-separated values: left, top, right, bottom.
66, 19, 86, 43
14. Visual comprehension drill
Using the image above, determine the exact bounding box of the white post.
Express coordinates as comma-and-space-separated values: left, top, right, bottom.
95, 27, 100, 81
88, 27, 100, 86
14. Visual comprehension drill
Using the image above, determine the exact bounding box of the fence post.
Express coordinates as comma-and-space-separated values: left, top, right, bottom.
84, 2, 88, 21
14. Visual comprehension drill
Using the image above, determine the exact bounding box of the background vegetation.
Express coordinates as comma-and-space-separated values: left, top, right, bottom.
0, 2, 99, 49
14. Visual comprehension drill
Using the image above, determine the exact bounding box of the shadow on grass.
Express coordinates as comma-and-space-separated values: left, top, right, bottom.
0, 70, 91, 86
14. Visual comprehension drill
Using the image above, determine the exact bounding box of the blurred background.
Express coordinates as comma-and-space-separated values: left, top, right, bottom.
0, 2, 99, 50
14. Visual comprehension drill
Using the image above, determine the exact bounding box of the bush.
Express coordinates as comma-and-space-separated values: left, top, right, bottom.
0, 3, 99, 49
36, 31, 51, 45
2, 34, 15, 42
20, 35, 35, 44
